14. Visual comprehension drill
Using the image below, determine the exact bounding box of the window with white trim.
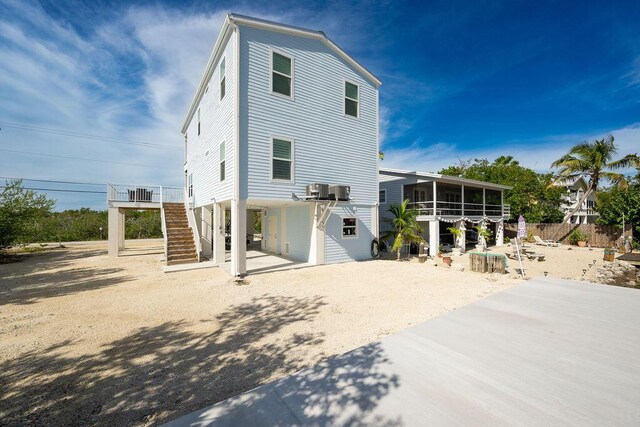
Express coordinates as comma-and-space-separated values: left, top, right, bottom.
272, 51, 292, 97
188, 173, 193, 198
345, 81, 359, 117
342, 217, 357, 238
197, 108, 201, 136
379, 189, 386, 204
271, 138, 293, 181
219, 57, 226, 100
219, 141, 226, 182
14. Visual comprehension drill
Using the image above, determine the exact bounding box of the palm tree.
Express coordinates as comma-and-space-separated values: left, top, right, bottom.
551, 135, 640, 223
381, 199, 424, 260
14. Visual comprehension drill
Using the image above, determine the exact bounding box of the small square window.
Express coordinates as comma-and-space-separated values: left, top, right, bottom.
342, 217, 357, 238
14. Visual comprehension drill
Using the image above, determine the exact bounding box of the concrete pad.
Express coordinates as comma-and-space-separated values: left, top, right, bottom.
164, 278, 640, 426
220, 250, 310, 276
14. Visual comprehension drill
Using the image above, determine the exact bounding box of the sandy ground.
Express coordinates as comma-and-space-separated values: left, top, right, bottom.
0, 239, 607, 425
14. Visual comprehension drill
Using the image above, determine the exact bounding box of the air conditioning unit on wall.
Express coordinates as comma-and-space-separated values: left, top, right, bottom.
306, 183, 329, 200
329, 185, 350, 201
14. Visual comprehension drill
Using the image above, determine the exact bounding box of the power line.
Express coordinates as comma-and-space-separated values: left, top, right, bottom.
0, 177, 105, 186
0, 148, 175, 170
0, 121, 182, 151
0, 186, 107, 194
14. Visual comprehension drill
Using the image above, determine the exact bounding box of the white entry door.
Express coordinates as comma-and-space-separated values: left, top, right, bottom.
268, 216, 278, 253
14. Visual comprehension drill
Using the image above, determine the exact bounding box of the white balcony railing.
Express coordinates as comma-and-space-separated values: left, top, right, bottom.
107, 183, 184, 204
408, 201, 511, 218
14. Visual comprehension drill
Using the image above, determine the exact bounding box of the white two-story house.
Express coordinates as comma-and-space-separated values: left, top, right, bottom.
181, 14, 381, 276
553, 176, 598, 224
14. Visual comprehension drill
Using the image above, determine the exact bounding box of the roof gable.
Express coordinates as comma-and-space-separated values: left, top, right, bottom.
181, 13, 380, 133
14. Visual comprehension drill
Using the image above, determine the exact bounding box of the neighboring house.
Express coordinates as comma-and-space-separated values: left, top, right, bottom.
553, 176, 598, 224
379, 168, 512, 255
181, 14, 381, 276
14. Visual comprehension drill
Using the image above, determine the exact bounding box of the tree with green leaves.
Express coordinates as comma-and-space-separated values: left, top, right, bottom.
596, 169, 640, 247
551, 135, 640, 223
381, 199, 424, 260
0, 179, 55, 250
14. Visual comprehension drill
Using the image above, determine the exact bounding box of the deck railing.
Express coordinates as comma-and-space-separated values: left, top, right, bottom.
409, 201, 511, 218
107, 183, 183, 204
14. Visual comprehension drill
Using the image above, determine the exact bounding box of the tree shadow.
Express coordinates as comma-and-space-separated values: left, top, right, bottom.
189, 341, 403, 426
0, 294, 397, 426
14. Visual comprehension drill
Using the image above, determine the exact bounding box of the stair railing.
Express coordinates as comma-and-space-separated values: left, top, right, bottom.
183, 187, 202, 262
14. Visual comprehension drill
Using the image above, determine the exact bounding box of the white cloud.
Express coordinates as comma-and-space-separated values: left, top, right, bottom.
382, 124, 640, 174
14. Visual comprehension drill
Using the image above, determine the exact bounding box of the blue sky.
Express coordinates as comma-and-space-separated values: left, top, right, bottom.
1, 0, 639, 210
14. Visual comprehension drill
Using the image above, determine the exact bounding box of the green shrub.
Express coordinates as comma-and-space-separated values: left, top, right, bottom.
568, 229, 588, 245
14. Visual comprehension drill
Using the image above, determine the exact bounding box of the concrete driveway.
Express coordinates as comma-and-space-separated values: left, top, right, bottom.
165, 277, 640, 426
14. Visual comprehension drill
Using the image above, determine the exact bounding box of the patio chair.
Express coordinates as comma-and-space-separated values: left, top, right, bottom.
534, 235, 560, 247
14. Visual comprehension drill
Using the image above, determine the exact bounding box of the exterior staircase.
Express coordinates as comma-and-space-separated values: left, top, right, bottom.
163, 203, 198, 266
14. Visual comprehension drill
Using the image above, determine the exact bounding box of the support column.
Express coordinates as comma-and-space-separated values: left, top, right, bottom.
260, 209, 267, 251
309, 203, 326, 265
429, 220, 439, 257
496, 219, 504, 247
230, 198, 247, 276
456, 220, 466, 253
118, 208, 125, 251
201, 205, 213, 259
212, 203, 225, 264
108, 207, 120, 257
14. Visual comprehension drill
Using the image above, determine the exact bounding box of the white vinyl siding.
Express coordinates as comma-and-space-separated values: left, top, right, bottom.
325, 205, 373, 263
344, 81, 359, 118
242, 27, 378, 205
184, 33, 234, 207
271, 137, 293, 181
271, 50, 293, 97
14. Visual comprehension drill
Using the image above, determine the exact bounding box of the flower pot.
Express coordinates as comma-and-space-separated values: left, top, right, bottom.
443, 256, 452, 266
577, 241, 587, 247
452, 247, 463, 256
437, 253, 442, 258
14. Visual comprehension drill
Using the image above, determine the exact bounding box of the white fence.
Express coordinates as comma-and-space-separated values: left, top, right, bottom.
107, 184, 184, 204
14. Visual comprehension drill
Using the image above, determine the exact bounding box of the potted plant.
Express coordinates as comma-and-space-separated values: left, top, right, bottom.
568, 229, 588, 247
474, 225, 493, 251
447, 226, 464, 256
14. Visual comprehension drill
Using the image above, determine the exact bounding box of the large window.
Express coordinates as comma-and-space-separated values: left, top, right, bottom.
271, 137, 293, 181
272, 51, 292, 97
345, 81, 359, 117
379, 189, 386, 204
219, 141, 226, 182
342, 217, 357, 238
219, 57, 226, 100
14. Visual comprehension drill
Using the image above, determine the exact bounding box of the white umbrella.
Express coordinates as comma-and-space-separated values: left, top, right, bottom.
515, 215, 526, 277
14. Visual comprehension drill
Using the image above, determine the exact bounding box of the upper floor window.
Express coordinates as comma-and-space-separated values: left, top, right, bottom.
219, 141, 226, 182
197, 108, 201, 136
379, 189, 386, 204
345, 81, 359, 117
272, 51, 292, 97
271, 137, 293, 181
220, 57, 226, 100
188, 173, 193, 198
